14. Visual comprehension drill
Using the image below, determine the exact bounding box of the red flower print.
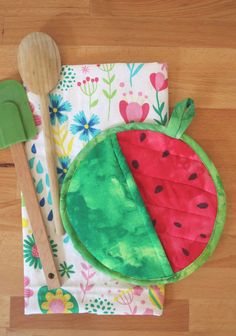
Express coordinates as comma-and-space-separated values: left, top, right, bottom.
33, 115, 42, 127
150, 72, 168, 92
29, 101, 41, 127
119, 101, 149, 123
77, 77, 99, 109
29, 101, 35, 113
32, 244, 40, 258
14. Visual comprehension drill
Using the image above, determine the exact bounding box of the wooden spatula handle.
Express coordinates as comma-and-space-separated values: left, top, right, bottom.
10, 142, 61, 289
40, 94, 64, 236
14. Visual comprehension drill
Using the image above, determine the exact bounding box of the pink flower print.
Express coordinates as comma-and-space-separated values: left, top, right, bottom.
149, 72, 168, 125
143, 308, 154, 315
150, 72, 168, 92
119, 101, 149, 123
161, 63, 168, 71
80, 262, 96, 303
133, 286, 144, 296
81, 65, 90, 74
24, 276, 34, 307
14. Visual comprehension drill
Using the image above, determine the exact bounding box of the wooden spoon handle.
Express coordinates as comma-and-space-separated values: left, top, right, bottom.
10, 142, 61, 289
40, 94, 64, 236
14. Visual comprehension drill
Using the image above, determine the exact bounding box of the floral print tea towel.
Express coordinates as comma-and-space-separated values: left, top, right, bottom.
22, 62, 168, 315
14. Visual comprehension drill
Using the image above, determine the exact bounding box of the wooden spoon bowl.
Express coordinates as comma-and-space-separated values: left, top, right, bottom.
18, 32, 61, 95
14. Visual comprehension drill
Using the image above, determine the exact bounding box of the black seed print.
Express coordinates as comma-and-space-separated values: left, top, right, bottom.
197, 203, 208, 209
182, 248, 189, 256
140, 133, 146, 142
152, 219, 156, 226
154, 185, 163, 193
162, 150, 170, 157
200, 233, 207, 238
131, 160, 139, 169
189, 173, 198, 180
174, 222, 182, 228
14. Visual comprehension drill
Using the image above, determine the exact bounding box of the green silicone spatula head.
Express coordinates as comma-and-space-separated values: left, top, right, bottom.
0, 80, 37, 148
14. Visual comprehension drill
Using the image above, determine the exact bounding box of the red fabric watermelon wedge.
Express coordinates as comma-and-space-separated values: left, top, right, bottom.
61, 98, 226, 285
117, 130, 217, 273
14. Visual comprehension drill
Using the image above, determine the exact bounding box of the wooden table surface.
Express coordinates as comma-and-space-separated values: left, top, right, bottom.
0, 1, 236, 335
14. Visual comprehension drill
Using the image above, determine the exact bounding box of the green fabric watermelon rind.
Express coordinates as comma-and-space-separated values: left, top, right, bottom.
60, 122, 226, 285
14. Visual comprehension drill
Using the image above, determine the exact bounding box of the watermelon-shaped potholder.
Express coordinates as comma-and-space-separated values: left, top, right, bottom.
60, 99, 226, 285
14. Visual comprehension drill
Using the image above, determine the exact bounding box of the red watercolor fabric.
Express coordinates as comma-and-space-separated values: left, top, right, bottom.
117, 130, 217, 272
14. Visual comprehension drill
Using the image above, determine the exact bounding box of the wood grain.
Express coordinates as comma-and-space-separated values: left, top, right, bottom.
10, 297, 188, 331
0, 0, 89, 16
0, 19, 3, 45
5, 331, 236, 336
190, 299, 236, 332
0, 0, 236, 335
10, 143, 61, 288
167, 266, 236, 300
0, 296, 10, 328
1, 46, 236, 109
3, 16, 236, 49
90, 0, 236, 19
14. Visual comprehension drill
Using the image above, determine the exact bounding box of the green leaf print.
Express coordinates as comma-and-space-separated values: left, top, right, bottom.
99, 64, 117, 120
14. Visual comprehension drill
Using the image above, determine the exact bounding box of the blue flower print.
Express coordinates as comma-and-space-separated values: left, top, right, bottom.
57, 156, 70, 184
49, 94, 72, 126
70, 111, 100, 142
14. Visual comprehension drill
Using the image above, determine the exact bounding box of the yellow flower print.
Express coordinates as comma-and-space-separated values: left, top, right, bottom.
38, 286, 79, 314
22, 218, 33, 234
41, 289, 74, 314
22, 218, 29, 228
114, 288, 133, 305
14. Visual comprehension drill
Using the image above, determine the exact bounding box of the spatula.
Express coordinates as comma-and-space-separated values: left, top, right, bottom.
0, 79, 61, 289
17, 32, 64, 236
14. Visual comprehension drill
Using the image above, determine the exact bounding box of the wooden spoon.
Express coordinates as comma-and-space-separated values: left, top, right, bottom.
17, 32, 64, 236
